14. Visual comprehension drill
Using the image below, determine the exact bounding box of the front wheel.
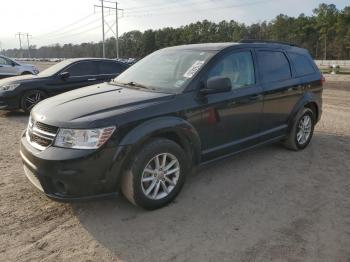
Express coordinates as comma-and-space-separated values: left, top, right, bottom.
283, 107, 315, 150
121, 138, 189, 210
20, 90, 47, 113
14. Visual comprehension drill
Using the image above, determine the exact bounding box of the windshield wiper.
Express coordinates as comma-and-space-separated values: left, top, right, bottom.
124, 81, 151, 90
109, 80, 150, 89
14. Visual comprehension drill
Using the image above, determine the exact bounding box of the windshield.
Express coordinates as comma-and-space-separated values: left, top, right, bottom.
38, 60, 72, 77
114, 49, 214, 93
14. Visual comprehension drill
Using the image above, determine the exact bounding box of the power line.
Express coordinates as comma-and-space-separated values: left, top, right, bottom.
124, 0, 226, 13
122, 0, 276, 18
37, 12, 98, 37
43, 16, 103, 38
42, 17, 116, 46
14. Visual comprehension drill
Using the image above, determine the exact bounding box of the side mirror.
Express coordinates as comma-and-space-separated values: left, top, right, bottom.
11, 61, 16, 67
59, 71, 70, 80
200, 76, 232, 95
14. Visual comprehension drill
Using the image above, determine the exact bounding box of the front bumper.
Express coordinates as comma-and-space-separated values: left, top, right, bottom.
0, 93, 19, 110
20, 131, 131, 201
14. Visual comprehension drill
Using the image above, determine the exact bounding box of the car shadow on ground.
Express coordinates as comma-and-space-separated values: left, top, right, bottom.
70, 132, 350, 261
0, 110, 28, 123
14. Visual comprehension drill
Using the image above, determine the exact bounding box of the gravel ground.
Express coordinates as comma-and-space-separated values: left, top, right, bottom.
0, 74, 349, 262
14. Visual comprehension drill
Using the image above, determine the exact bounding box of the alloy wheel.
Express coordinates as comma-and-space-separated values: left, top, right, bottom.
23, 91, 43, 111
141, 153, 180, 200
296, 115, 312, 145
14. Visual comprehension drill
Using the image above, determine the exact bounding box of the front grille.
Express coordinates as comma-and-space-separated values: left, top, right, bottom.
26, 119, 58, 150
34, 122, 59, 134
29, 132, 52, 147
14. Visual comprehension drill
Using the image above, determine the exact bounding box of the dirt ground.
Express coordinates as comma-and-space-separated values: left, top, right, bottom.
0, 72, 350, 262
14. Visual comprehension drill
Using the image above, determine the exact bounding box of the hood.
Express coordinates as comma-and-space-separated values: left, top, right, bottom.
32, 82, 174, 127
0, 74, 41, 85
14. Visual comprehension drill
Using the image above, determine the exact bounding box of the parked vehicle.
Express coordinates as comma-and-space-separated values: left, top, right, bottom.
0, 55, 39, 78
20, 41, 323, 209
0, 58, 129, 112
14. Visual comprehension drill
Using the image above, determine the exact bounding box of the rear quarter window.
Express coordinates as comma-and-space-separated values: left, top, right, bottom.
289, 53, 316, 77
257, 51, 292, 83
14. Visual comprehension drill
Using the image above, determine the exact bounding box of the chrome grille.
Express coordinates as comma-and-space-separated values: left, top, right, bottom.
26, 118, 58, 150
34, 122, 58, 134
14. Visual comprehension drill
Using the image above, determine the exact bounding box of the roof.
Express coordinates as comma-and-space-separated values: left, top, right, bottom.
167, 43, 239, 51
165, 41, 306, 53
64, 57, 118, 62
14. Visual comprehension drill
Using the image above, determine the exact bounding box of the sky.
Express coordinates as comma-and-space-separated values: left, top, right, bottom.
0, 0, 348, 50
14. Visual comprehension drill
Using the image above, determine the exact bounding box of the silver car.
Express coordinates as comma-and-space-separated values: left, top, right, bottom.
0, 55, 39, 78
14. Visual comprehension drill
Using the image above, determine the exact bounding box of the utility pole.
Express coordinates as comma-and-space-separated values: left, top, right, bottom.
94, 0, 123, 58
101, 0, 106, 57
25, 33, 32, 58
324, 31, 327, 61
116, 1, 119, 58
15, 32, 23, 58
16, 32, 23, 49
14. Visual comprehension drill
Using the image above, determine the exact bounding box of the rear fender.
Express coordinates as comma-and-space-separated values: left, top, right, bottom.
287, 91, 320, 131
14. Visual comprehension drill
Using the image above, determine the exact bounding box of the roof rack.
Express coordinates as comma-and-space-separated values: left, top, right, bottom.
239, 39, 298, 47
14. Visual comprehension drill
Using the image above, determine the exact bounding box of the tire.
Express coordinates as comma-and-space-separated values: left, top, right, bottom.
20, 90, 47, 113
121, 138, 189, 210
283, 107, 315, 151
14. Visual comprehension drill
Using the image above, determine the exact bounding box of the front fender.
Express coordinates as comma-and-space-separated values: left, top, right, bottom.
119, 116, 201, 163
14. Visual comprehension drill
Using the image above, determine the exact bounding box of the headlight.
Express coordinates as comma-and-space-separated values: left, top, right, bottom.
0, 83, 20, 91
54, 126, 116, 149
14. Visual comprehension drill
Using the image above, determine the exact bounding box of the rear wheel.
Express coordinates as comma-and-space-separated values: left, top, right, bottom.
20, 90, 47, 113
283, 107, 315, 150
121, 138, 189, 210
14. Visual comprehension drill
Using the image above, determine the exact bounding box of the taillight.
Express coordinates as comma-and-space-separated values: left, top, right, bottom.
321, 75, 326, 86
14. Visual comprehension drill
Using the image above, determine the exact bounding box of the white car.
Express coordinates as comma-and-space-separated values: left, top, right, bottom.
0, 55, 39, 78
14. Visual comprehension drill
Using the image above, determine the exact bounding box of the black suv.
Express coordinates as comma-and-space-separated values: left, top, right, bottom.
20, 41, 323, 209
0, 58, 128, 112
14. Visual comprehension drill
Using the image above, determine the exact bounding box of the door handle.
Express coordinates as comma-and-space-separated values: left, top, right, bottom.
88, 78, 96, 81
291, 85, 302, 91
249, 94, 262, 101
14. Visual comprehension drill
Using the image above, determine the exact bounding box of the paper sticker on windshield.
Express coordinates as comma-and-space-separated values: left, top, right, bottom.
183, 61, 205, 78
174, 79, 185, 88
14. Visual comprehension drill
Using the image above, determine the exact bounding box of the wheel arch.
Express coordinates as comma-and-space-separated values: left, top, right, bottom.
119, 116, 202, 166
21, 71, 33, 75
288, 92, 320, 131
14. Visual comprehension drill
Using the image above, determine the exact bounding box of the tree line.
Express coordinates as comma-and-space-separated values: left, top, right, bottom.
3, 3, 350, 60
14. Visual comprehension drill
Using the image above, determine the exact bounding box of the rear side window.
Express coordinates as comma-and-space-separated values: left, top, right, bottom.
257, 51, 291, 83
289, 53, 315, 77
98, 61, 124, 74
66, 61, 98, 77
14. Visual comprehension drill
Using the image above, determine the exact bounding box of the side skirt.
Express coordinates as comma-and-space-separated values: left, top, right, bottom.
199, 135, 286, 167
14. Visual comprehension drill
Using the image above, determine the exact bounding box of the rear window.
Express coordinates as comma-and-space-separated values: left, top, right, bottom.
289, 53, 315, 77
67, 61, 98, 77
257, 51, 291, 83
98, 61, 124, 74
